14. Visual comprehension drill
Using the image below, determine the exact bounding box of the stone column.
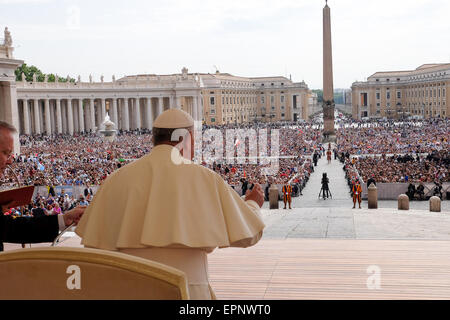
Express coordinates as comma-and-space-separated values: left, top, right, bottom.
198, 96, 203, 122
398, 194, 409, 210
49, 100, 55, 133
147, 97, 153, 129
322, 2, 335, 138
44, 99, 51, 135
175, 96, 182, 110
123, 98, 130, 130
430, 196, 441, 212
73, 101, 79, 133
56, 99, 62, 134
269, 185, 279, 209
101, 98, 106, 123
22, 99, 31, 135
368, 183, 378, 209
135, 98, 141, 129
78, 99, 85, 132
193, 96, 198, 121
33, 99, 41, 134
169, 95, 174, 109
158, 97, 163, 116
90, 99, 95, 131
112, 98, 118, 127
68, 99, 74, 135
62, 100, 68, 133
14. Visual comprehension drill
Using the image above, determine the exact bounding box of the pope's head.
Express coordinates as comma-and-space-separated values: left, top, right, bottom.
152, 109, 195, 160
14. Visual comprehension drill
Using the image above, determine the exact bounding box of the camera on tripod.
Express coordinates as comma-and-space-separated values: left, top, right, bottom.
319, 173, 332, 199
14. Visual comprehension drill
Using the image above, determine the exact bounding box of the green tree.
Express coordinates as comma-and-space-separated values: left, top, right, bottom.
15, 63, 76, 83
15, 63, 44, 82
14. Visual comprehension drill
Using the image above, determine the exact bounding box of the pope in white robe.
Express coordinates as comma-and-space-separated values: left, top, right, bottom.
75, 109, 265, 299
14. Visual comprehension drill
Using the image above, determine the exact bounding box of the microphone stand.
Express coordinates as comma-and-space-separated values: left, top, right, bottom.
51, 222, 76, 246
6, 165, 75, 247
6, 164, 21, 187
5, 165, 28, 248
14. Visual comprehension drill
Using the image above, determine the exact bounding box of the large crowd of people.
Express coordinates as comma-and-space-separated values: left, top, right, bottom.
1, 122, 324, 217
336, 118, 449, 155
2, 115, 449, 219
337, 118, 449, 186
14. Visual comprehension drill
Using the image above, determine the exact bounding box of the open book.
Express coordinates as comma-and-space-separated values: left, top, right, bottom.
0, 186, 35, 208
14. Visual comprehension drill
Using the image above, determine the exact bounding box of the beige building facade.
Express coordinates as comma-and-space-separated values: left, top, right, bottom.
201, 72, 311, 125
352, 63, 450, 120
15, 71, 312, 135
2, 27, 312, 142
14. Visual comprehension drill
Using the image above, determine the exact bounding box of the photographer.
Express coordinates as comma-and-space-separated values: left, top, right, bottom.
320, 173, 330, 199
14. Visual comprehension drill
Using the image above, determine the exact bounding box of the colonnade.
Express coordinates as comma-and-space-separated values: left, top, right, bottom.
16, 95, 202, 135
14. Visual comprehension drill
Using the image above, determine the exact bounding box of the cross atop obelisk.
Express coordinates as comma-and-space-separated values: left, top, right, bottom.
322, 0, 335, 141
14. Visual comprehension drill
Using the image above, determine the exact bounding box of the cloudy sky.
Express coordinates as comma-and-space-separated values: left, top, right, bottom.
1, 0, 449, 89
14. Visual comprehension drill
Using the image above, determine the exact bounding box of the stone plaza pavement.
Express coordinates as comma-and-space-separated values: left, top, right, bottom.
261, 149, 450, 240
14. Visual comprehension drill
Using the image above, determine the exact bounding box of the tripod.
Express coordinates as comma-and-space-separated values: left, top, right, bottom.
318, 186, 332, 199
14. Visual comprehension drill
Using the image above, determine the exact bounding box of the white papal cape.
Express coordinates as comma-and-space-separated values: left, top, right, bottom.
75, 144, 265, 299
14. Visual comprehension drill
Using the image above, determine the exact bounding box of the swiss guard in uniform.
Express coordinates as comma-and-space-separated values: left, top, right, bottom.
352, 180, 362, 209
282, 183, 292, 209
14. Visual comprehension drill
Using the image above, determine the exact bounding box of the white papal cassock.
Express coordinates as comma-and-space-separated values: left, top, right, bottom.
75, 144, 265, 299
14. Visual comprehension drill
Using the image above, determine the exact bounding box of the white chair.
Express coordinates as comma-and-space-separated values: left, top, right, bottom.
0, 247, 189, 299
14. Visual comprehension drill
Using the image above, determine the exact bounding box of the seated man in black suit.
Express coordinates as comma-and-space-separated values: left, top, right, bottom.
0, 121, 85, 251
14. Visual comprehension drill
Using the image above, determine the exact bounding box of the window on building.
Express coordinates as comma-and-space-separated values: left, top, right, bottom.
376, 92, 380, 100
210, 97, 215, 105
397, 91, 401, 99
281, 113, 285, 117
210, 109, 215, 114
271, 96, 274, 103
211, 118, 215, 122
281, 96, 285, 103
387, 91, 390, 100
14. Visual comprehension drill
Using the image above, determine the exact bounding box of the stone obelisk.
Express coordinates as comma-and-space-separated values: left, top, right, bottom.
322, 0, 335, 141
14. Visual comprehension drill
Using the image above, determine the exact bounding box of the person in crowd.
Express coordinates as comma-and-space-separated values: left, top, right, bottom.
352, 180, 362, 209
320, 173, 330, 200
367, 175, 376, 188
282, 183, 292, 209
407, 183, 416, 200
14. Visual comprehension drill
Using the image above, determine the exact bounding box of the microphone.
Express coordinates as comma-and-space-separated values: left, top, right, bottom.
6, 164, 22, 187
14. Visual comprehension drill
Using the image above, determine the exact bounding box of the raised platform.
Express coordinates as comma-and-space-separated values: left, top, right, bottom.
5, 206, 450, 299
